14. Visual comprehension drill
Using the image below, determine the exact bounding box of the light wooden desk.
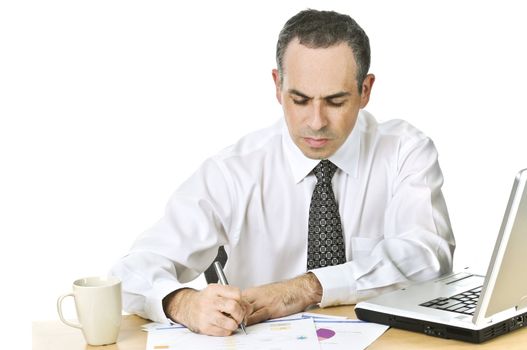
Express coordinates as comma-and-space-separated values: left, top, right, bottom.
33, 305, 527, 349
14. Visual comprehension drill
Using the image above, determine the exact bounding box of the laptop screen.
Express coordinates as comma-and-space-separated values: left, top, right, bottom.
477, 169, 527, 320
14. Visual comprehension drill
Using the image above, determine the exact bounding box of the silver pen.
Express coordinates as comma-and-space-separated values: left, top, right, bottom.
213, 261, 248, 335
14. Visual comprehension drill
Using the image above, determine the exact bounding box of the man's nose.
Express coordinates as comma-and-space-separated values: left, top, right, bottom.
307, 101, 328, 131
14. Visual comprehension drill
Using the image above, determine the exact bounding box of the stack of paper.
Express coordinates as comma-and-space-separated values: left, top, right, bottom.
144, 312, 388, 350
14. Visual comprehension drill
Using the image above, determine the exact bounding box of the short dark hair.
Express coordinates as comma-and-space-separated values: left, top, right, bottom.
276, 9, 370, 93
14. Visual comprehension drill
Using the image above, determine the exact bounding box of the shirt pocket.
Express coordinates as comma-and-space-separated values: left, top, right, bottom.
350, 236, 383, 259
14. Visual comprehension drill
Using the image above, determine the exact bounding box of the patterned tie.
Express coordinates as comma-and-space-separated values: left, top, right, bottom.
307, 160, 346, 269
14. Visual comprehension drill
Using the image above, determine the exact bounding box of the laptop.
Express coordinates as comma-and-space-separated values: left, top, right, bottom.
355, 168, 527, 343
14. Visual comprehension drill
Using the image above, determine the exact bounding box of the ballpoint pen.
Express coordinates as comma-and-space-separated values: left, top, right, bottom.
213, 261, 248, 335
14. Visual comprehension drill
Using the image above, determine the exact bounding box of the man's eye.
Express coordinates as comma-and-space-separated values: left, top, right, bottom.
327, 100, 346, 107
292, 98, 308, 105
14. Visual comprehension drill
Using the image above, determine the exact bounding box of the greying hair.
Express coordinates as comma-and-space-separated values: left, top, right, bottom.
276, 9, 370, 93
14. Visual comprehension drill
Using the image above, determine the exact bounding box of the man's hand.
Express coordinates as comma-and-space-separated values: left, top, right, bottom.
163, 285, 251, 336
242, 272, 323, 325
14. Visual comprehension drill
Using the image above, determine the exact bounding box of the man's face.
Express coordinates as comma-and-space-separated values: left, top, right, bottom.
273, 39, 374, 160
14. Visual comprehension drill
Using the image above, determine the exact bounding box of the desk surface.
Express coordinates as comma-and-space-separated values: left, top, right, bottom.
33, 305, 527, 349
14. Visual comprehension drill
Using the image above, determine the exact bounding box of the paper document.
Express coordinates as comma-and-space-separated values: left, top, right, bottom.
146, 317, 320, 350
145, 312, 389, 350
261, 311, 389, 349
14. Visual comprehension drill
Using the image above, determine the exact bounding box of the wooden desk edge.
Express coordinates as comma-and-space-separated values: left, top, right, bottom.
33, 305, 527, 350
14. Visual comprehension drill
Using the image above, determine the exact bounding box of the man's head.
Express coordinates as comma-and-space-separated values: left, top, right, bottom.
273, 9, 375, 160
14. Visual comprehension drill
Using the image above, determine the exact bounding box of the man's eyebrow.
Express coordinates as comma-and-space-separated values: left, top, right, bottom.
287, 89, 351, 100
288, 89, 311, 99
324, 91, 351, 99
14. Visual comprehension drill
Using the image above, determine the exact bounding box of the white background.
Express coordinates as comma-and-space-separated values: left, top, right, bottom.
2, 0, 527, 346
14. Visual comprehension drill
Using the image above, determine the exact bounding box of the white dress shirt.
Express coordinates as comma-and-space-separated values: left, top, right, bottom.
111, 110, 455, 323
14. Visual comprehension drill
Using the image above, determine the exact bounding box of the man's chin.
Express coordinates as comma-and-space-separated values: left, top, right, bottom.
299, 146, 335, 160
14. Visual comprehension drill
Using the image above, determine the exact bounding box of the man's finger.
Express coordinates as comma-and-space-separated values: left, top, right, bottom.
212, 311, 239, 332
201, 323, 236, 337
217, 297, 245, 323
241, 299, 253, 324
246, 306, 270, 325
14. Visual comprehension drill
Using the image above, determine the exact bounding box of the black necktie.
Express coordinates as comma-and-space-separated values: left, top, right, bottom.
307, 160, 346, 269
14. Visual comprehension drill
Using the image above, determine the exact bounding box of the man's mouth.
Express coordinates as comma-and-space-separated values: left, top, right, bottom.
304, 137, 329, 148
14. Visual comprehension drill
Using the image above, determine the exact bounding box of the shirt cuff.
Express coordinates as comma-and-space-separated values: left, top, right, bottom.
310, 263, 357, 307
144, 279, 185, 324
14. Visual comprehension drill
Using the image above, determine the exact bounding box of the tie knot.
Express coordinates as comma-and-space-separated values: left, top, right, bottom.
314, 160, 337, 184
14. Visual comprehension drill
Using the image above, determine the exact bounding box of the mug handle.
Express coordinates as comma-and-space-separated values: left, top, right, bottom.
57, 293, 82, 329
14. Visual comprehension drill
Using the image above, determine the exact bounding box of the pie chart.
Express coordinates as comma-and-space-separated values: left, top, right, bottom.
317, 328, 336, 340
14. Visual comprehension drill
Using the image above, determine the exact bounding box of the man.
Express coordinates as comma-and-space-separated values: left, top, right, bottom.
111, 9, 455, 336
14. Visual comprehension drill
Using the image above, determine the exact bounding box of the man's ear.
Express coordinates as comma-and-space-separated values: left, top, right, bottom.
359, 74, 375, 108
272, 69, 282, 104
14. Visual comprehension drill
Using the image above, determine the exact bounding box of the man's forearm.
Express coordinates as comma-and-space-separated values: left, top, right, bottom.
242, 272, 323, 325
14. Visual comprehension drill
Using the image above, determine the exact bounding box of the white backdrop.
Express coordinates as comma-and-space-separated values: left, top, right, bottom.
2, 0, 527, 346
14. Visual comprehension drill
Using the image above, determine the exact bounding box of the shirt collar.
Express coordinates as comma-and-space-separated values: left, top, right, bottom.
282, 111, 362, 183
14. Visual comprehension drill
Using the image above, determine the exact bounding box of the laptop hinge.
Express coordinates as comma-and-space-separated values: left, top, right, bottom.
516, 296, 527, 312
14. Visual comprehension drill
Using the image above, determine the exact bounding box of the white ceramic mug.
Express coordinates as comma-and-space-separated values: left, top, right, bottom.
57, 276, 122, 346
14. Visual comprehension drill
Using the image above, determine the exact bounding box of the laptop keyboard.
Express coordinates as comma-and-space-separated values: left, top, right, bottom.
419, 286, 482, 315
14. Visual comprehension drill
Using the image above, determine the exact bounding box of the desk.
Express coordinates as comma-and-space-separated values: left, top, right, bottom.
33, 305, 527, 349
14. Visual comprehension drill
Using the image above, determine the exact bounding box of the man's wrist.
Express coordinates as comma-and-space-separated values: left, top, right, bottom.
162, 288, 197, 324
302, 272, 323, 306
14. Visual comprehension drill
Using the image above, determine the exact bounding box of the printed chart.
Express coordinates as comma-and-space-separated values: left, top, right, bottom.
317, 327, 337, 340
146, 318, 320, 350
314, 319, 389, 350
145, 313, 389, 350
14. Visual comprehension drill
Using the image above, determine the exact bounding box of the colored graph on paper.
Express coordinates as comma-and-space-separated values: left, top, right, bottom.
314, 319, 389, 350
317, 327, 337, 340
146, 318, 320, 350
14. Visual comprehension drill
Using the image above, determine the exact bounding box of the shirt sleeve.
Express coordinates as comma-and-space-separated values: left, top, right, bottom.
311, 135, 456, 307
110, 158, 235, 323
